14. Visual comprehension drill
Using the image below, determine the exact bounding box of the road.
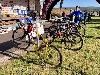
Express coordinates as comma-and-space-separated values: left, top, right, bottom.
0, 22, 51, 66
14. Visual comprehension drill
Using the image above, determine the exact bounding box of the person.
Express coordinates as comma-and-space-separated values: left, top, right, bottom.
0, 6, 2, 26
0, 6, 2, 21
69, 9, 73, 21
62, 11, 65, 17
27, 10, 36, 21
97, 11, 98, 15
35, 10, 40, 20
83, 10, 88, 25
87, 12, 92, 22
33, 10, 37, 20
67, 6, 84, 25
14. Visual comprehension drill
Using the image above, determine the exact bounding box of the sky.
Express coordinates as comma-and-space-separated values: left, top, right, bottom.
53, 0, 100, 8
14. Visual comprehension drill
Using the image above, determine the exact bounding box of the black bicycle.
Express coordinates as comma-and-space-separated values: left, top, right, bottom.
45, 19, 83, 50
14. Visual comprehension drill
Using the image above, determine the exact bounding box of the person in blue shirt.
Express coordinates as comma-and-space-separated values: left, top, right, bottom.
67, 6, 84, 25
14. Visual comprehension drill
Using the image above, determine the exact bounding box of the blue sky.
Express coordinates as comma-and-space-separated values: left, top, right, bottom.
54, 0, 100, 8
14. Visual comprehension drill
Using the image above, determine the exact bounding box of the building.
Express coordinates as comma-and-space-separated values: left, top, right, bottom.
0, 0, 42, 16
30, 0, 43, 15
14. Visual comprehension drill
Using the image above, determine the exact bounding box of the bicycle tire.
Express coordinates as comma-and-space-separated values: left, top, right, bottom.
78, 26, 85, 37
37, 44, 62, 68
64, 33, 83, 51
70, 25, 85, 37
12, 29, 30, 50
48, 34, 56, 44
46, 27, 58, 44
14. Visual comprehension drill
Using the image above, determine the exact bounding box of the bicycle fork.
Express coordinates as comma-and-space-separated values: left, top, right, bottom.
34, 44, 50, 59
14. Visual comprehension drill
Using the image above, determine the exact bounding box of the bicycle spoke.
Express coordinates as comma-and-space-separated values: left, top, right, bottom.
37, 45, 62, 68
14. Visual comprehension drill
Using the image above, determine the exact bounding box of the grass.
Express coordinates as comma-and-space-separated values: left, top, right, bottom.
0, 17, 100, 75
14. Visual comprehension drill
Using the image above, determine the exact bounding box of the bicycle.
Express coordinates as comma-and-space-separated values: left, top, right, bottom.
68, 21, 86, 37
68, 17, 86, 37
45, 18, 83, 51
12, 19, 62, 68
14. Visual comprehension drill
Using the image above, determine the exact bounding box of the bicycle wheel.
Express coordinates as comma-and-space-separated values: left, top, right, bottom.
64, 33, 83, 51
47, 32, 57, 44
12, 29, 30, 50
46, 28, 58, 44
37, 44, 62, 68
78, 25, 85, 37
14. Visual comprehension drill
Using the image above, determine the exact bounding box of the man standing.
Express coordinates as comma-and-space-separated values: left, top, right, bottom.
35, 10, 40, 20
0, 4, 2, 21
87, 12, 92, 22
27, 10, 36, 21
62, 11, 65, 17
69, 9, 73, 21
67, 6, 84, 25
33, 10, 37, 20
84, 10, 88, 25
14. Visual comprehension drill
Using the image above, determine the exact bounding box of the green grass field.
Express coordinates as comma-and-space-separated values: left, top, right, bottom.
0, 17, 100, 75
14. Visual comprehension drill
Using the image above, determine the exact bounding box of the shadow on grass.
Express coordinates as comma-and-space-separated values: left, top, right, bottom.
15, 53, 75, 74
95, 37, 100, 39
53, 39, 85, 51
14, 51, 62, 69
84, 36, 94, 38
87, 22, 100, 24
90, 26, 100, 29
86, 18, 100, 24
85, 35, 100, 39
91, 18, 100, 22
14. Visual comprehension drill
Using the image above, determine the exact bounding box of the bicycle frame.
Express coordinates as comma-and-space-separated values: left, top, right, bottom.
33, 31, 50, 59
16, 21, 50, 59
22, 22, 50, 59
